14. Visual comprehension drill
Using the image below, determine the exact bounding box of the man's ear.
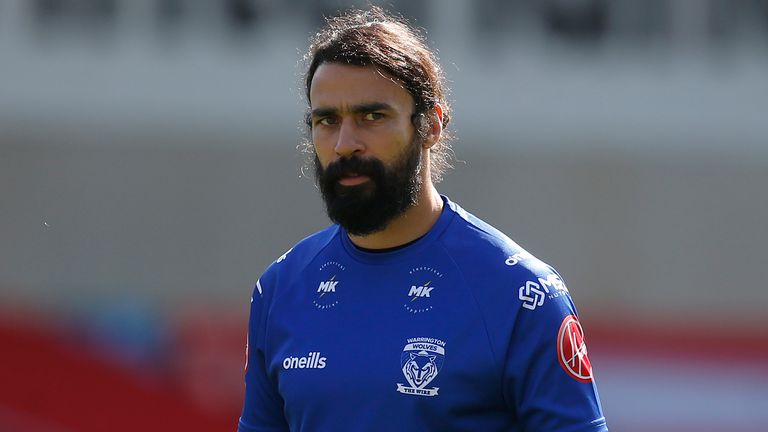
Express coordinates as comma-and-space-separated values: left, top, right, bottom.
422, 104, 444, 149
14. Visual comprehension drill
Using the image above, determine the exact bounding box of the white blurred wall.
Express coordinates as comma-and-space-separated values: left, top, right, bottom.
3, 0, 767, 318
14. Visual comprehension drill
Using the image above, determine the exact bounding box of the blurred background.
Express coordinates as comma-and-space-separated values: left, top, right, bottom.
2, 0, 767, 430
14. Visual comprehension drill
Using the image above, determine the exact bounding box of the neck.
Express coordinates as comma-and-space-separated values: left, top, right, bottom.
348, 182, 443, 250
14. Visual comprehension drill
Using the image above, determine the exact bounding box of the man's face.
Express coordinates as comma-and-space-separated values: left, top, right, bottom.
309, 63, 423, 236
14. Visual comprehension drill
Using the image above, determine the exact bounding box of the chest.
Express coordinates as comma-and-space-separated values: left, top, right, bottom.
264, 263, 505, 423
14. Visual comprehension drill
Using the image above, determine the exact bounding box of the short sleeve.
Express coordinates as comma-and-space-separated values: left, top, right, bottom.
504, 269, 608, 431
238, 271, 290, 432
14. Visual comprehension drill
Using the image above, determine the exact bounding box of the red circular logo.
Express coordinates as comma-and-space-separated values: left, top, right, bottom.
557, 314, 593, 383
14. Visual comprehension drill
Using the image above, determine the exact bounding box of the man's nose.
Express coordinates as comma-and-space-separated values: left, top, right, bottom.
334, 119, 365, 157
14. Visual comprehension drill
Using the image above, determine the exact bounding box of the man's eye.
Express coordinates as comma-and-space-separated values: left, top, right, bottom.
317, 117, 337, 126
363, 112, 384, 121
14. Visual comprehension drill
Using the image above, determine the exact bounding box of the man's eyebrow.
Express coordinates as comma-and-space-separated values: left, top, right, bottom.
310, 107, 337, 118
310, 102, 393, 118
350, 102, 393, 113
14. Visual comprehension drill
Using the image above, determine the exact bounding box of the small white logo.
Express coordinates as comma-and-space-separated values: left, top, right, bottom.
403, 267, 443, 314
505, 251, 533, 266
519, 280, 547, 310
518, 274, 570, 311
317, 278, 338, 294
408, 283, 434, 298
396, 337, 446, 397
282, 352, 327, 369
314, 261, 345, 310
275, 248, 292, 263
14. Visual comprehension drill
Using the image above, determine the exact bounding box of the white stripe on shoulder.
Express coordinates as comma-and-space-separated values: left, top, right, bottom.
256, 279, 263, 296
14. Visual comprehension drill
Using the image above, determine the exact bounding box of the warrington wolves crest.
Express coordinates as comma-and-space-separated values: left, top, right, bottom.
396, 337, 446, 397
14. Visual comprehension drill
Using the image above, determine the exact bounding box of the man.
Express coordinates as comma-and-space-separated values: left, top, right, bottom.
239, 7, 607, 432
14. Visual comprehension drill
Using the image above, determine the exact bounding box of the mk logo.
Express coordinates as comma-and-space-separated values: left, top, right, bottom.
408, 281, 434, 300
404, 267, 442, 314
314, 261, 345, 310
317, 276, 338, 297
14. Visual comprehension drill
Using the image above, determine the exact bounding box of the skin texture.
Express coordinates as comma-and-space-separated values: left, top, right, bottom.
310, 63, 444, 249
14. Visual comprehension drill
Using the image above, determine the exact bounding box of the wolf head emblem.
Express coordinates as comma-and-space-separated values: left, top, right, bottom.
403, 351, 439, 388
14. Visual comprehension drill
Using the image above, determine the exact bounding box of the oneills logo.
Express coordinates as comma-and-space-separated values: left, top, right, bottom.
282, 352, 327, 370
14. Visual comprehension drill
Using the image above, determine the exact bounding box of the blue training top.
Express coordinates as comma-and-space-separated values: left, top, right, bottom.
239, 196, 607, 431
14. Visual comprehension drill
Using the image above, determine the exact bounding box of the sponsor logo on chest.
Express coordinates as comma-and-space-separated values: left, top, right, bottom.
317, 278, 338, 294
403, 266, 443, 314
313, 261, 346, 310
396, 337, 446, 397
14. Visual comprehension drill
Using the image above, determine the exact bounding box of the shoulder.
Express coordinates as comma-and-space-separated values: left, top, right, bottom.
438, 199, 571, 310
439, 199, 538, 277
255, 225, 340, 296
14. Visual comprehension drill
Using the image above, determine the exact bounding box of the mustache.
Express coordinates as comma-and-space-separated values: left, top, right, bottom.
320, 156, 386, 183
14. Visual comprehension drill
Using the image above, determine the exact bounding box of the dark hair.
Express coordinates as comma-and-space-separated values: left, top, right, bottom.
303, 7, 454, 182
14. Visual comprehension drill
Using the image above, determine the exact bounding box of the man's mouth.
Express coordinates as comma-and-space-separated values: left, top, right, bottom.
338, 173, 370, 186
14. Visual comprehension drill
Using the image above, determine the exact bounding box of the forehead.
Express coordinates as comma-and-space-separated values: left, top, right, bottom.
309, 63, 414, 110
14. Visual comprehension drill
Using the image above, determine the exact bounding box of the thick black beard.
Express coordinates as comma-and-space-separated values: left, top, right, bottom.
314, 141, 422, 236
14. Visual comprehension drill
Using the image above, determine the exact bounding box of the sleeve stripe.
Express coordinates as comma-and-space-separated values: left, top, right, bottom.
256, 279, 263, 296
